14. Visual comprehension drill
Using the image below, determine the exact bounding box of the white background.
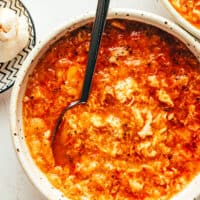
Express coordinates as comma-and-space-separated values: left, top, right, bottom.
0, 0, 173, 199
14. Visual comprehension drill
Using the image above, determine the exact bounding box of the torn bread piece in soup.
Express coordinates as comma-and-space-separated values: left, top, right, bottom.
23, 19, 200, 199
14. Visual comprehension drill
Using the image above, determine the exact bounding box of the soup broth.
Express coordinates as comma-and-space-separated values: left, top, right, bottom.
23, 19, 200, 200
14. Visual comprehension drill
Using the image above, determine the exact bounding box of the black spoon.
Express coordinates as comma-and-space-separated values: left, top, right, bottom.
51, 0, 110, 148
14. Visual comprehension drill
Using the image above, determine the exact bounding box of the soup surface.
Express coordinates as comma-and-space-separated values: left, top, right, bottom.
169, 0, 200, 29
23, 19, 200, 200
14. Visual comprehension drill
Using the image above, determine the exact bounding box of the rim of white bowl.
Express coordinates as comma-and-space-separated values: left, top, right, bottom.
10, 8, 200, 200
161, 0, 200, 40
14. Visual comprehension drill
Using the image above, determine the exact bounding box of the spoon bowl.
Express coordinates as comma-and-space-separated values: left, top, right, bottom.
51, 0, 110, 160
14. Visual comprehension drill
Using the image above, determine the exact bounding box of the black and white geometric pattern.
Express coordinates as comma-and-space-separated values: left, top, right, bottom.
0, 0, 36, 93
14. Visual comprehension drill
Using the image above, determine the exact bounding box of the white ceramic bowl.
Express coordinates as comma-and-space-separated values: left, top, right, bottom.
10, 9, 200, 200
161, 0, 200, 40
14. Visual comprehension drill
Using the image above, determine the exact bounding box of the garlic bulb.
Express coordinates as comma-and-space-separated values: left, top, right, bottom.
0, 8, 29, 63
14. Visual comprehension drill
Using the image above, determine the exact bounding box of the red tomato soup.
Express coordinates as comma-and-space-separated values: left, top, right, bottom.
23, 19, 200, 200
169, 0, 200, 29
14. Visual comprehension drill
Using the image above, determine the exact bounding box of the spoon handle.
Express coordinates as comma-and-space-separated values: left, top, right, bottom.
80, 0, 110, 103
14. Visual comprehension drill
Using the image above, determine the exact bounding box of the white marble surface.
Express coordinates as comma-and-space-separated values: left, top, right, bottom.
0, 0, 173, 199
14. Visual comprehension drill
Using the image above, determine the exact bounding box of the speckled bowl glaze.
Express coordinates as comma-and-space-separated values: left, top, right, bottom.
10, 9, 200, 200
161, 0, 200, 40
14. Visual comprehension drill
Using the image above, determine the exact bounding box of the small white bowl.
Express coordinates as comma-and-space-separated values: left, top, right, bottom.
10, 9, 200, 200
161, 0, 200, 39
